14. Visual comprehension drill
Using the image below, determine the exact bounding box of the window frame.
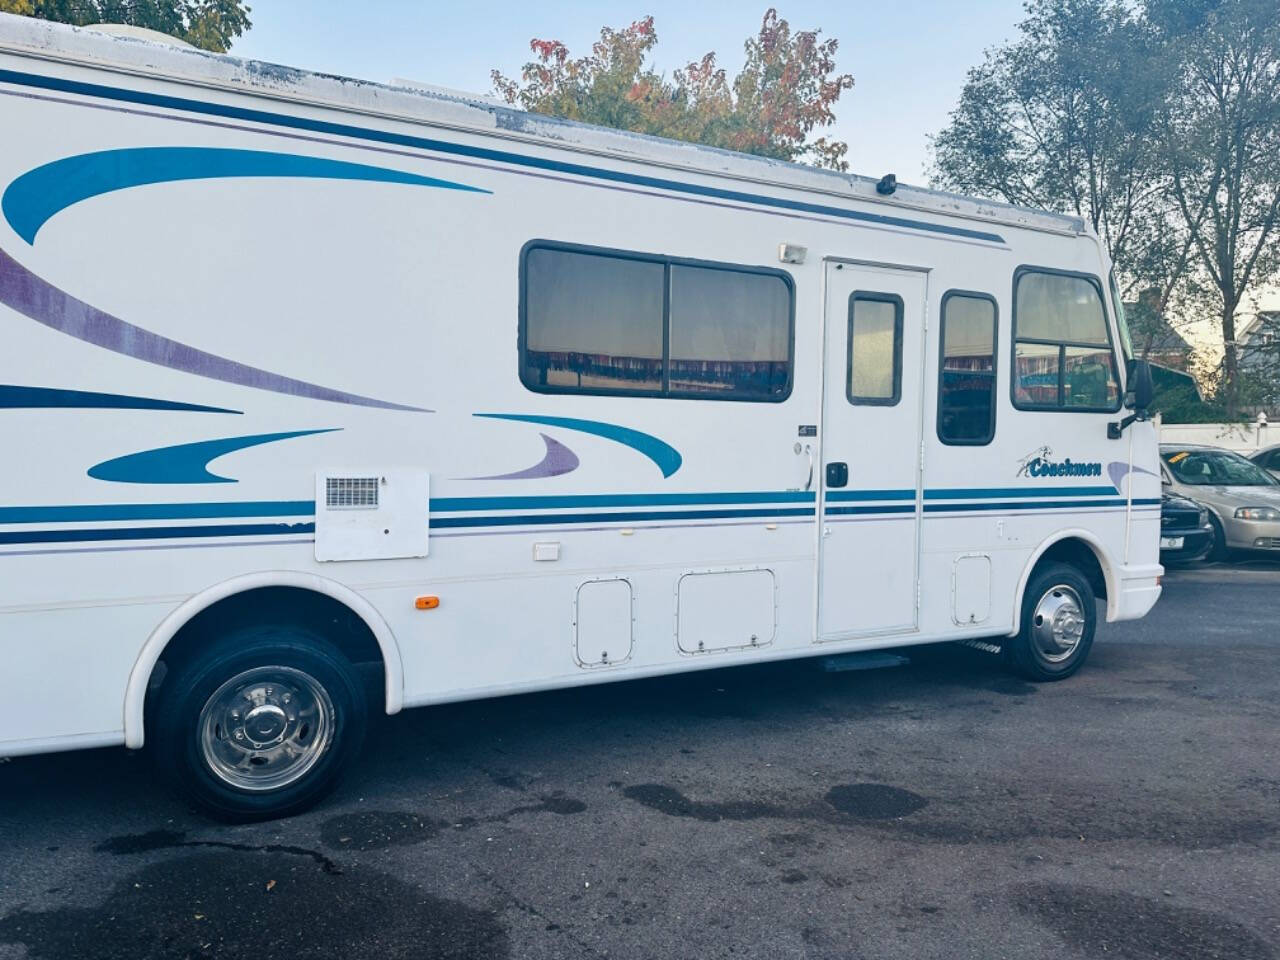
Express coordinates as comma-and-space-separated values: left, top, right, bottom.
1108, 268, 1135, 363
846, 290, 904, 407
937, 288, 999, 446
518, 239, 796, 403
1010, 264, 1123, 414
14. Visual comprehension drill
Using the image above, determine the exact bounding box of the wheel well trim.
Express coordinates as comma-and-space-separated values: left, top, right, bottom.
123, 571, 404, 749
1202, 504, 1227, 531
1007, 530, 1118, 637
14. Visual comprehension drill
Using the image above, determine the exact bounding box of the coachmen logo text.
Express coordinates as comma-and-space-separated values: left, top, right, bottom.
1016, 446, 1103, 479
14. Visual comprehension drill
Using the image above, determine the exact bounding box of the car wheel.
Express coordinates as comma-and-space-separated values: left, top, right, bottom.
1005, 563, 1096, 682
1206, 514, 1230, 563
151, 625, 367, 822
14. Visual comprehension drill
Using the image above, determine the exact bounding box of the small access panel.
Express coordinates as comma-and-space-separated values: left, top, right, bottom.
952, 554, 992, 625
314, 469, 430, 562
575, 578, 634, 667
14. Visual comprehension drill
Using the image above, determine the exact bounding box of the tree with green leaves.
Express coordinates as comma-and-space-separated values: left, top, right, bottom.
0, 0, 251, 53
929, 0, 1208, 370
1148, 0, 1280, 417
492, 10, 854, 170
932, 0, 1280, 418
931, 0, 1182, 290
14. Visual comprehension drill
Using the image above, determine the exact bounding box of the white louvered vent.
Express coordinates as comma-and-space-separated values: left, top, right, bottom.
326, 476, 380, 510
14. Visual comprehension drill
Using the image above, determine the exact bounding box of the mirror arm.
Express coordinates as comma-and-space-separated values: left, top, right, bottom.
1108, 409, 1146, 440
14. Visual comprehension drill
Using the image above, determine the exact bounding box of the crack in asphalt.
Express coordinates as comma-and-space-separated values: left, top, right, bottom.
93, 829, 342, 874
473, 864, 610, 960
318, 794, 589, 851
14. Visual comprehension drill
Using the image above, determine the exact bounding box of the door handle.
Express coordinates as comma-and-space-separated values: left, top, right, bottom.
796, 443, 813, 492
826, 462, 849, 488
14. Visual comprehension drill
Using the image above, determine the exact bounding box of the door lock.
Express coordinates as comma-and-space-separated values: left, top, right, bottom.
826, 462, 849, 488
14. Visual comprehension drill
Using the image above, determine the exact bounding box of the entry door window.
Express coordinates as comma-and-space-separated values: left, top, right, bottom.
847, 293, 903, 405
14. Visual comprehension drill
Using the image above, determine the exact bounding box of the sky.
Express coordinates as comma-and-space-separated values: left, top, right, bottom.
230, 0, 1030, 185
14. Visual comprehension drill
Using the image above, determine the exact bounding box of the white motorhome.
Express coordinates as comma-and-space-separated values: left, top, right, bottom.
0, 15, 1163, 820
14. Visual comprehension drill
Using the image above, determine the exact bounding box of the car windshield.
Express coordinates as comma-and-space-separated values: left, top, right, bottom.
1163, 449, 1278, 486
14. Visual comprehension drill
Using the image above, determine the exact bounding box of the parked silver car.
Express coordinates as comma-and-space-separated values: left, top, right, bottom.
1160, 444, 1280, 561
1248, 443, 1280, 481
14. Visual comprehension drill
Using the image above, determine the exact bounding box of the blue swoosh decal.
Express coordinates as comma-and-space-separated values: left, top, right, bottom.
3, 147, 491, 244
87, 429, 338, 484
0, 70, 1008, 245
476, 414, 682, 478
0, 384, 239, 413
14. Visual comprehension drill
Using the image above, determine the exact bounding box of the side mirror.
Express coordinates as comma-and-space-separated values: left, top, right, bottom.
1126, 359, 1155, 413
1110, 359, 1156, 439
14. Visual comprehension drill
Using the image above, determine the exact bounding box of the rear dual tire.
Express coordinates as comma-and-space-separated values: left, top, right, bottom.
151, 626, 367, 822
1005, 563, 1096, 681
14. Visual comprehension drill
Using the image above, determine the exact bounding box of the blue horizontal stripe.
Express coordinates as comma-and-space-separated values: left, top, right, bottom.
826, 504, 916, 516
434, 507, 814, 529
0, 495, 1162, 545
432, 491, 814, 512
924, 498, 1138, 513
0, 501, 315, 524
924, 486, 1119, 500
0, 492, 809, 525
0, 490, 1162, 527
0, 70, 1004, 245
825, 489, 915, 502
0, 522, 314, 545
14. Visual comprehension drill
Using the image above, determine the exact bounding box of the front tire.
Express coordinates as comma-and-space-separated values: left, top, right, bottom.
1206, 514, 1231, 563
151, 626, 367, 822
1005, 563, 1096, 681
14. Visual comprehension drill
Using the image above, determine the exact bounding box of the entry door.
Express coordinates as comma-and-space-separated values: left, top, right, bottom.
817, 260, 928, 641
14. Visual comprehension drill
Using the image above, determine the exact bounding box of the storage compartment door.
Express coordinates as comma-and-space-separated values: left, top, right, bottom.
677, 569, 776, 654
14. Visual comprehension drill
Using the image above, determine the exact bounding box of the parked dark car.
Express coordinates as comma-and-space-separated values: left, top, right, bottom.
1248, 443, 1280, 481
1159, 493, 1214, 564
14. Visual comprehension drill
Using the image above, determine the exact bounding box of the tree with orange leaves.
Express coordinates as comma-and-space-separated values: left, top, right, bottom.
491, 10, 853, 170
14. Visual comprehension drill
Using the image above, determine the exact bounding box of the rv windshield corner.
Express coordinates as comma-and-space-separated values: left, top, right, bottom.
1108, 269, 1135, 364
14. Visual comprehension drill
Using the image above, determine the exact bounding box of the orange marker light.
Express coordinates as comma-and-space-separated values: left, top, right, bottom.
415, 595, 440, 610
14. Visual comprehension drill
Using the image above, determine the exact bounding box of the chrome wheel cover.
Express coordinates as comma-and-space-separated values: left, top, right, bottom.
1030, 584, 1086, 663
198, 666, 335, 792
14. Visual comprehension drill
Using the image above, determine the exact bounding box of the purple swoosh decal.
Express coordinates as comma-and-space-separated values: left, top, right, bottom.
0, 246, 427, 412
467, 433, 580, 480
1107, 461, 1159, 494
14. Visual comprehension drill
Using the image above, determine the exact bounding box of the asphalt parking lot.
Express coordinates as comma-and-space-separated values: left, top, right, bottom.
2, 560, 1278, 960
